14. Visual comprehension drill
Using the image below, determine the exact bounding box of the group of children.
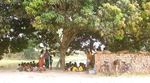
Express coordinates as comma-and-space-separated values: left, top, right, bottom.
17, 61, 42, 72
17, 49, 53, 72
64, 61, 87, 72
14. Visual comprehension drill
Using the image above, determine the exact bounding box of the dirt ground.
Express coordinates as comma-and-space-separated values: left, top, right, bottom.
1, 54, 150, 83
0, 69, 150, 83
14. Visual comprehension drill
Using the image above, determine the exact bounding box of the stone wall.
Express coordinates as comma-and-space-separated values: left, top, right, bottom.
95, 51, 150, 73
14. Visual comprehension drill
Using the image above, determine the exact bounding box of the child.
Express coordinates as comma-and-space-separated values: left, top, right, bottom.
78, 63, 84, 72
72, 62, 78, 72
26, 63, 31, 72
64, 63, 69, 71
32, 61, 36, 67
120, 61, 130, 73
100, 61, 110, 75
17, 64, 23, 72
23, 62, 27, 71
29, 62, 33, 71
33, 63, 38, 72
67, 61, 72, 71
113, 59, 121, 74
82, 63, 87, 71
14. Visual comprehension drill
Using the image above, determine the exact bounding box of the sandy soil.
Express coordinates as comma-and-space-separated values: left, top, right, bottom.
0, 70, 150, 83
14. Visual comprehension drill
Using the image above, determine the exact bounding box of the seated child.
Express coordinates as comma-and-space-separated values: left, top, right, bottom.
100, 61, 110, 74
23, 62, 27, 71
17, 64, 23, 72
33, 63, 38, 72
29, 62, 33, 71
72, 62, 78, 72
82, 63, 87, 71
67, 62, 73, 71
64, 63, 69, 71
78, 63, 84, 72
32, 61, 36, 67
26, 63, 31, 72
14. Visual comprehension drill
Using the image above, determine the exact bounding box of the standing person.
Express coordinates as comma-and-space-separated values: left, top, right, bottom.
49, 54, 53, 70
93, 40, 101, 53
86, 50, 93, 69
44, 49, 50, 69
38, 50, 45, 72
100, 44, 105, 51
113, 59, 121, 75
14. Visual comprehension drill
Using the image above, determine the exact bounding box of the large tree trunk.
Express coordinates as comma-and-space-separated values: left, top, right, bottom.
60, 45, 66, 69
59, 27, 80, 69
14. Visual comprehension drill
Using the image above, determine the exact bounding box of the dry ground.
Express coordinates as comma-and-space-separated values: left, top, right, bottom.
1, 54, 150, 83
0, 70, 150, 83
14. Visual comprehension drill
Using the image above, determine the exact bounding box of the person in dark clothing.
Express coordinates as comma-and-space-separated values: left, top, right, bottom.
49, 55, 53, 70
44, 49, 50, 69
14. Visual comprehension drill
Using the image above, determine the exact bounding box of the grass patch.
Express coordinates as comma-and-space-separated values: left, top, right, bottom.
0, 59, 38, 69
0, 54, 87, 70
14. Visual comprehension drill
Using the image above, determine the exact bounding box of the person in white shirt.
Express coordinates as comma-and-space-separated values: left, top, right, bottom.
100, 44, 105, 51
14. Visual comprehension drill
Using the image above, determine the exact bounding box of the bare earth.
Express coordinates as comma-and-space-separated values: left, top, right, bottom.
0, 70, 150, 83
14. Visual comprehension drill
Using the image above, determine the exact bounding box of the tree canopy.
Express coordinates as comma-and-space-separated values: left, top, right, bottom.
0, 0, 150, 69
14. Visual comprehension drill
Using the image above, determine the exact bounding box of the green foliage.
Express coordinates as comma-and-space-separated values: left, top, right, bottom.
23, 48, 39, 59
94, 0, 150, 51
74, 15, 88, 27
97, 3, 125, 40
142, 2, 150, 19
55, 14, 65, 23
81, 4, 94, 16
23, 0, 101, 29
1, 0, 150, 60
0, 2, 38, 59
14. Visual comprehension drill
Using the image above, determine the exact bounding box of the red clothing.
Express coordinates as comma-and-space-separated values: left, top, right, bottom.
39, 57, 44, 68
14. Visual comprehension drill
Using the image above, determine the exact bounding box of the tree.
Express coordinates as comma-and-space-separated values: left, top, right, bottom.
0, 1, 36, 59
0, 0, 150, 67
23, 0, 100, 69
95, 0, 150, 52
0, 1, 61, 60
69, 29, 103, 52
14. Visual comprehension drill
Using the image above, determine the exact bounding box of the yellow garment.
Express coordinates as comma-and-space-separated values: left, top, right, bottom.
72, 67, 78, 72
79, 66, 84, 72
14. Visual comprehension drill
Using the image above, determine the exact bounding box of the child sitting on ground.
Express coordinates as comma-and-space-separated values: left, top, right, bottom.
26, 63, 31, 72
81, 63, 87, 71
32, 62, 38, 72
65, 63, 70, 71
64, 62, 87, 72
23, 62, 27, 71
17, 64, 23, 71
78, 63, 84, 72
66, 61, 73, 71
17, 61, 40, 72
72, 62, 78, 72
